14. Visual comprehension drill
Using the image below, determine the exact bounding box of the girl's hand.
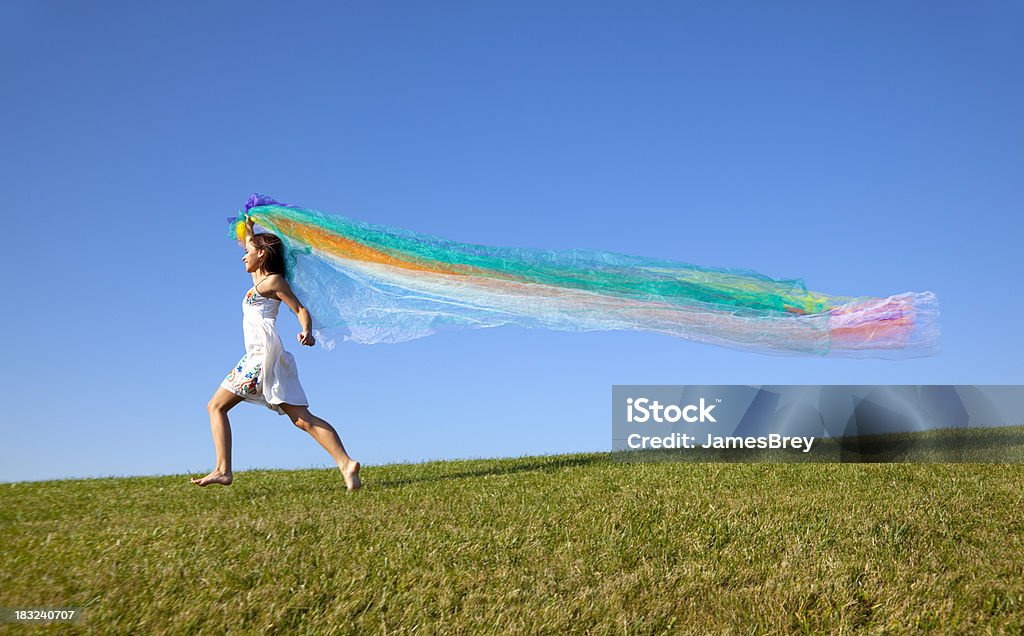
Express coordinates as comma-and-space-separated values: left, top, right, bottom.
298, 331, 315, 347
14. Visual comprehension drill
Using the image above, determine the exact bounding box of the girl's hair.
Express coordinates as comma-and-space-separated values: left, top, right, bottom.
249, 233, 288, 277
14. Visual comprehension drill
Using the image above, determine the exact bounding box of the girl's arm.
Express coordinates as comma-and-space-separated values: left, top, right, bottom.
263, 275, 317, 346
244, 216, 255, 243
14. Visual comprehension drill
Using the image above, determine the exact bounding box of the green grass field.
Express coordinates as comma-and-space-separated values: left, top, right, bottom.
4, 433, 1024, 633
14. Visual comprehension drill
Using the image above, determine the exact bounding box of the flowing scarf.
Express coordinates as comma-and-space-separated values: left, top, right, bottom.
229, 194, 939, 358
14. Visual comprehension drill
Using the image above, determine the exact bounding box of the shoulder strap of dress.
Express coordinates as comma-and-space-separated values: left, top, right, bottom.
254, 274, 274, 296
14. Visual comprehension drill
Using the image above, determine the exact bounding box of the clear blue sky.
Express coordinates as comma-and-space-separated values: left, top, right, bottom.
3, 2, 1021, 482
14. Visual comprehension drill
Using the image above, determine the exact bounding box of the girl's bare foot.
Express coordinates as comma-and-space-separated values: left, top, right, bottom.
340, 460, 361, 491
190, 470, 233, 486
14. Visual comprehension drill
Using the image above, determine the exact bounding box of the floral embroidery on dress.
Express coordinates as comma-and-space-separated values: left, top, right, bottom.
239, 362, 263, 395
224, 353, 261, 395
245, 289, 257, 306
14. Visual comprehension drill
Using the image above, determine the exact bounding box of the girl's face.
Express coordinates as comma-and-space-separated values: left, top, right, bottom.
242, 240, 263, 273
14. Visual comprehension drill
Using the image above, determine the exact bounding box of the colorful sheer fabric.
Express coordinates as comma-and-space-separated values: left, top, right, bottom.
229, 194, 939, 358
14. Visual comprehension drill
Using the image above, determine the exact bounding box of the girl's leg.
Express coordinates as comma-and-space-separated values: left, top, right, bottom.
280, 404, 362, 491
192, 388, 244, 486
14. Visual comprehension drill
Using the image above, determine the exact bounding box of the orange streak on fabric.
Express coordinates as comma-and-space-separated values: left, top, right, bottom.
271, 216, 536, 283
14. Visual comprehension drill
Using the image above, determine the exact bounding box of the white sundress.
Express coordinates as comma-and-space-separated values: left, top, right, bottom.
220, 283, 308, 415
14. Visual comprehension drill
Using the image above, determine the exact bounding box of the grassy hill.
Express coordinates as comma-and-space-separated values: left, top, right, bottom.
4, 436, 1024, 633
